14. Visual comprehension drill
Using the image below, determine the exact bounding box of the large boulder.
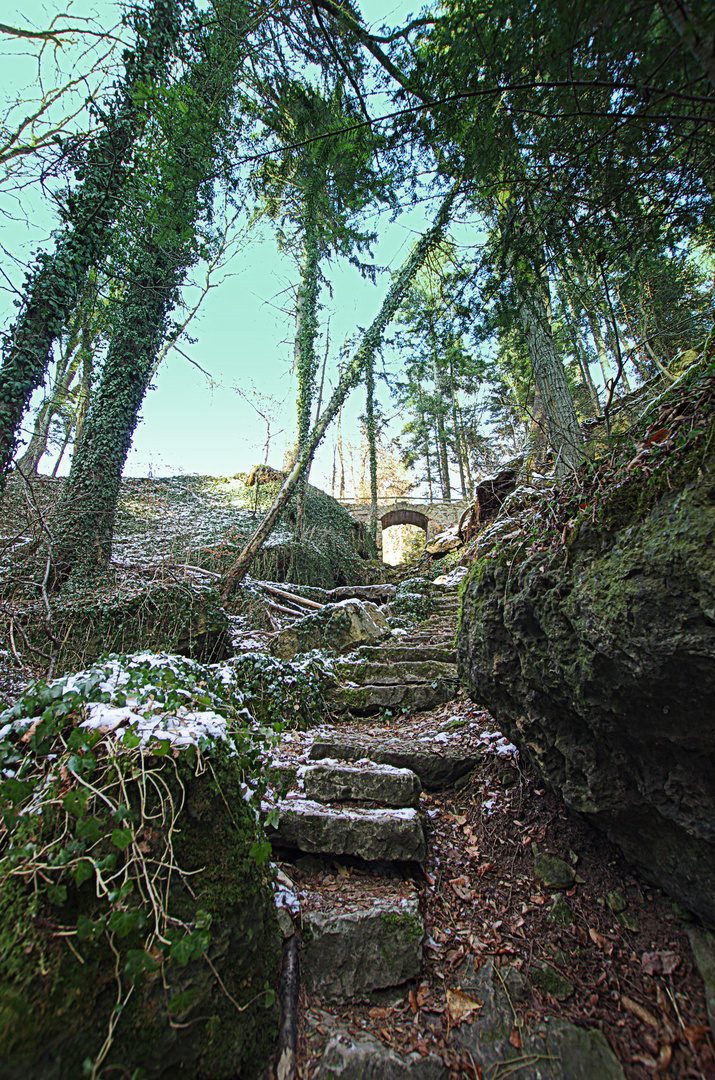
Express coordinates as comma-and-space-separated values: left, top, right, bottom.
457, 459, 715, 924
0, 656, 281, 1079
271, 599, 387, 659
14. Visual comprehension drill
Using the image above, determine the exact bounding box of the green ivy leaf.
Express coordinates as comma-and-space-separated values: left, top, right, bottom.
46, 883, 67, 906
63, 788, 88, 817
168, 988, 197, 1013
72, 859, 94, 887
111, 828, 133, 851
107, 909, 145, 938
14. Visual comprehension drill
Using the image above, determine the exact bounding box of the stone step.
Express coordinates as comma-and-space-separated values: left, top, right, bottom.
310, 736, 478, 790
327, 679, 459, 716
303, 760, 422, 808
331, 658, 458, 687
267, 798, 427, 861
303, 892, 424, 1003
312, 1023, 447, 1079
354, 645, 457, 664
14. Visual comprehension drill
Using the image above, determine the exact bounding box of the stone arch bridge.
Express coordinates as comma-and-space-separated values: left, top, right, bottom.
339, 498, 469, 556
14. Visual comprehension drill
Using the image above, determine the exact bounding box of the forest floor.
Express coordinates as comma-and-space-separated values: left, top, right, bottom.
273, 691, 714, 1080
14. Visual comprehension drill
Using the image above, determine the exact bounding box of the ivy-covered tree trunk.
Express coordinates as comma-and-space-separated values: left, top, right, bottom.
0, 0, 184, 494
365, 351, 378, 539
51, 247, 177, 582
294, 181, 321, 532
511, 253, 585, 477
50, 6, 250, 586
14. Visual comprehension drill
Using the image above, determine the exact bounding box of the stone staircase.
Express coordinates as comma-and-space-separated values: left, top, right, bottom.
261, 585, 469, 1077
325, 585, 461, 717
267, 736, 454, 1078
262, 581, 628, 1079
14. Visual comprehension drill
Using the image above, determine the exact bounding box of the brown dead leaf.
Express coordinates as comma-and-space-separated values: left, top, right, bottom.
20, 721, 40, 743
682, 1024, 709, 1051
368, 1007, 390, 1020
450, 876, 473, 901
509, 1027, 522, 1050
409, 989, 418, 1014
477, 861, 494, 878
658, 1044, 672, 1072
416, 986, 431, 1007
621, 995, 659, 1028
641, 950, 680, 977
446, 988, 482, 1024
589, 927, 614, 955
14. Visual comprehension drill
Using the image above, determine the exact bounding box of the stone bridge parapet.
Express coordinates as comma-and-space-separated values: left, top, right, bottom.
340, 498, 468, 554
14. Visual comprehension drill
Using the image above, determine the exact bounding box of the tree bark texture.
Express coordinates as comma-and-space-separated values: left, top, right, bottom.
513, 267, 584, 476
0, 0, 183, 493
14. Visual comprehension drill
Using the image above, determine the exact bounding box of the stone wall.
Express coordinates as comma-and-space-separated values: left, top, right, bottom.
340, 499, 468, 554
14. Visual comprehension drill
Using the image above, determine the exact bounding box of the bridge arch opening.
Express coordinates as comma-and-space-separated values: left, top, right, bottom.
380, 510, 430, 566
380, 509, 429, 532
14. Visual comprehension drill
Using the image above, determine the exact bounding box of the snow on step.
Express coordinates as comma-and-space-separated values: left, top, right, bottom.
303, 759, 422, 808
309, 736, 478, 790
267, 799, 426, 862
303, 894, 424, 1002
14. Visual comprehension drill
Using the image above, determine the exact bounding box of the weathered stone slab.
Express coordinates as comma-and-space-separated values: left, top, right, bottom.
272, 600, 387, 660
267, 799, 426, 861
355, 645, 457, 664
332, 659, 458, 687
303, 897, 423, 1001
310, 737, 477, 790
328, 681, 459, 717
303, 760, 422, 808
452, 957, 624, 1080
325, 584, 397, 604
313, 1026, 447, 1079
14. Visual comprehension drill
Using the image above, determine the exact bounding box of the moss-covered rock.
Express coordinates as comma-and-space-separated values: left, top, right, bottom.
0, 656, 281, 1079
12, 579, 227, 677
271, 600, 387, 660
458, 455, 715, 924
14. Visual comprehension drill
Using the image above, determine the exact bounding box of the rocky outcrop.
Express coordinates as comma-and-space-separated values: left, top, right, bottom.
271, 599, 387, 660
457, 460, 715, 923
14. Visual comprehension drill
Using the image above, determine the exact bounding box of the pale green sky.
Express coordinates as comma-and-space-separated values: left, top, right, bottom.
2, 0, 473, 493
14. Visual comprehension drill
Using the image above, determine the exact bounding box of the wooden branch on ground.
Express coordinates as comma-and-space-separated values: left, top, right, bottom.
275, 935, 299, 1080
259, 582, 324, 610
265, 599, 304, 619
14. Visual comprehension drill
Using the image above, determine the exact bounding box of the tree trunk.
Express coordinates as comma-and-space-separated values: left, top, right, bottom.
220, 183, 458, 595
294, 184, 321, 531
51, 247, 178, 582
365, 353, 378, 540
49, 8, 248, 585
513, 263, 584, 476
0, 0, 183, 493
659, 0, 715, 90
419, 400, 434, 500
448, 351, 467, 498
564, 286, 601, 413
